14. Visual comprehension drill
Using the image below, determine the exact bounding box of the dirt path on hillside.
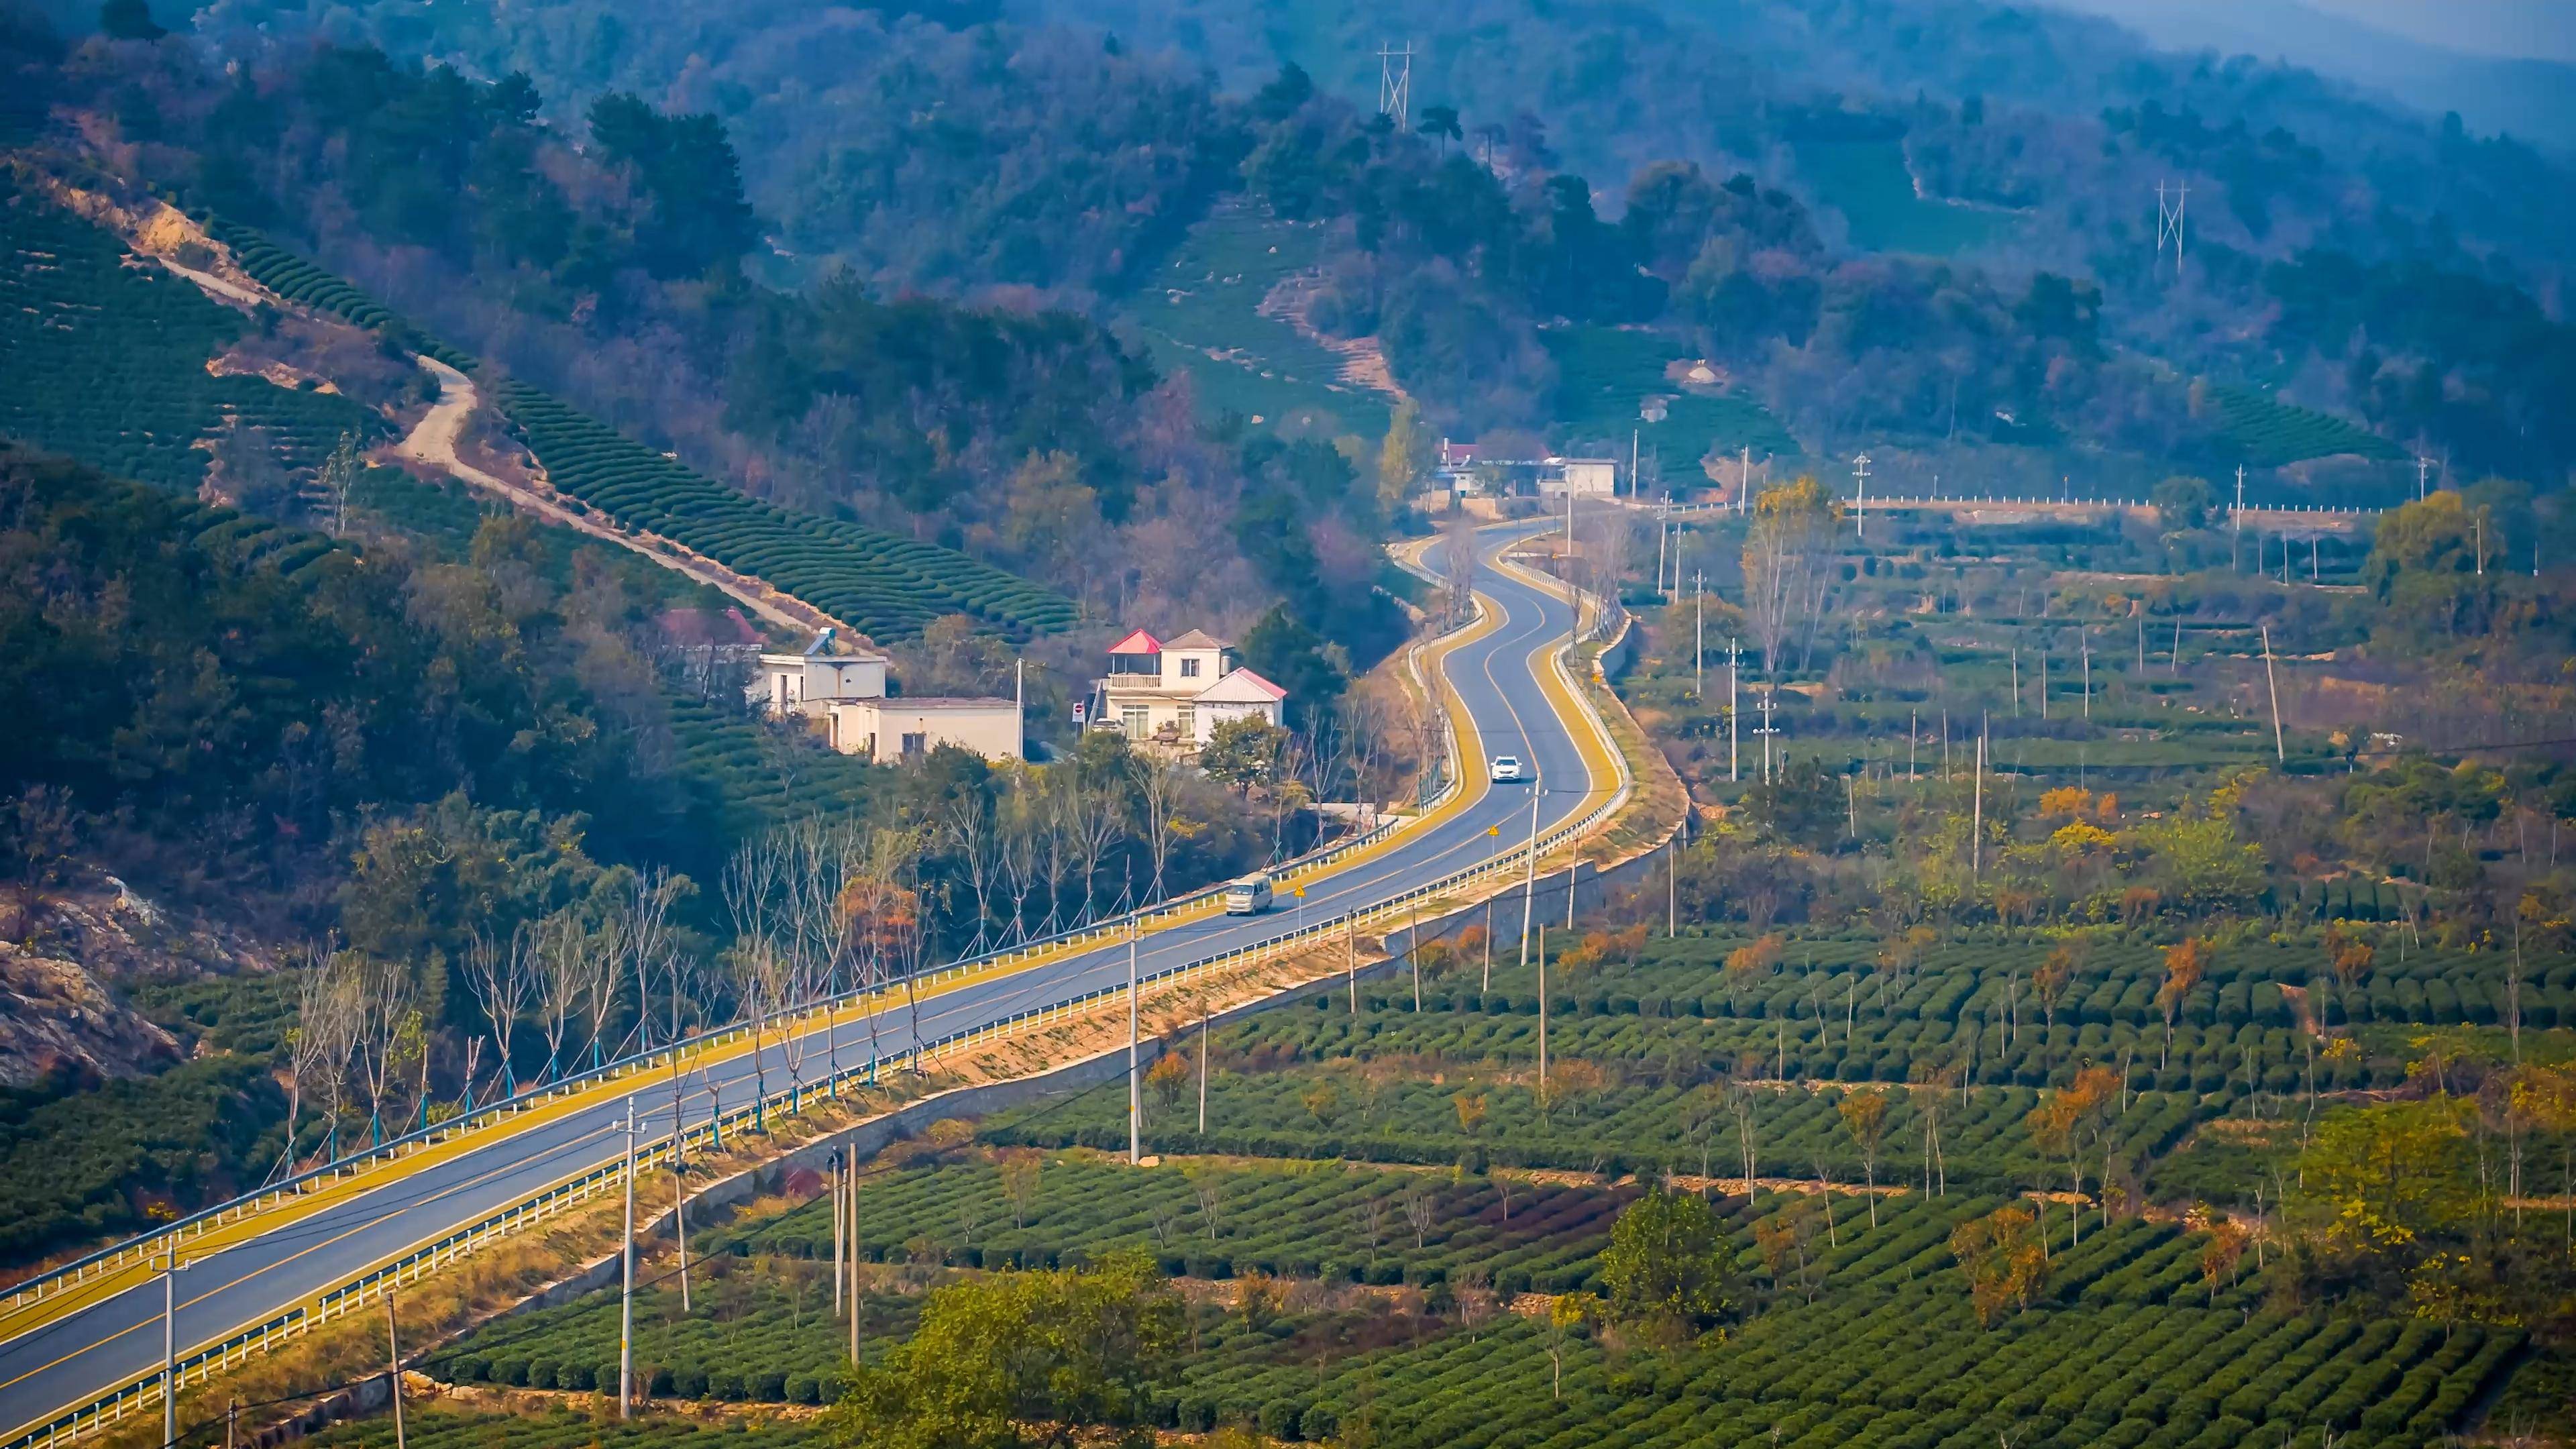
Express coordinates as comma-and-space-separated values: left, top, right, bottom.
1259, 270, 1412, 405
392, 357, 840, 639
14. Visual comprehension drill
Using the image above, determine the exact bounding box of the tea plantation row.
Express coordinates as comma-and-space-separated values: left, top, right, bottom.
490, 382, 1076, 642
1, 184, 382, 494
985, 1071, 2204, 1191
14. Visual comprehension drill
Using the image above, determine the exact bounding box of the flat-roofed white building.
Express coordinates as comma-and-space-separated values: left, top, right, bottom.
826, 697, 1022, 763
1537, 457, 1619, 496
753, 629, 1021, 763
751, 629, 889, 716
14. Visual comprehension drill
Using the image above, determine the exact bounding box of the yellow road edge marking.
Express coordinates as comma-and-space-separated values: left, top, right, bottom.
0, 547, 1520, 1357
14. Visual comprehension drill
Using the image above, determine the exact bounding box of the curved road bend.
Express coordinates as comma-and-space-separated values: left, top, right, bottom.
0, 524, 1611, 1442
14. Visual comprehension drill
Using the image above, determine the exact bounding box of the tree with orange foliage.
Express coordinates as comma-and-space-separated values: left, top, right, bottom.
2323, 922, 2375, 1025
1563, 931, 1611, 973
1611, 923, 1650, 967
1724, 932, 1785, 1007
2025, 1065, 2120, 1246
1837, 1087, 1894, 1225
2037, 786, 2094, 821
2031, 938, 2086, 1070
2197, 1210, 2251, 1306
2157, 937, 2212, 1069
1949, 1203, 2047, 1327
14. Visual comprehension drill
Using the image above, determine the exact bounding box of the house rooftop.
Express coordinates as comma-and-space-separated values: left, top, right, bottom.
1108, 628, 1163, 655
841, 696, 1016, 708
1164, 629, 1231, 651
1195, 666, 1287, 703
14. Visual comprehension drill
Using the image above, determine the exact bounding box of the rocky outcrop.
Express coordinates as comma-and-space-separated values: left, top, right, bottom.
0, 879, 278, 1087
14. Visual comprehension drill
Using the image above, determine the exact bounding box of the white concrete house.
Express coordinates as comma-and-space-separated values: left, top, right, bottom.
1538, 458, 1619, 496
1187, 665, 1288, 743
753, 629, 1022, 762
753, 630, 888, 716
826, 698, 1022, 763
1092, 628, 1289, 753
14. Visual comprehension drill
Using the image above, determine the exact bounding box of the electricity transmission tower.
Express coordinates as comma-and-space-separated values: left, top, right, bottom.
2153, 180, 2189, 277
1377, 42, 1412, 131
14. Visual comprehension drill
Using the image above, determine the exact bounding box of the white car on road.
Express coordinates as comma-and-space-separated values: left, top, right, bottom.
1489, 755, 1525, 782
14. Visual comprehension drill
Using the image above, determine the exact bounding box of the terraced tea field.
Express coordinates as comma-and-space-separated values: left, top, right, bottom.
1790, 138, 2015, 257
419, 1161, 2516, 1447
491, 382, 1078, 642
2210, 385, 2404, 468
0, 183, 384, 492
1124, 203, 1393, 439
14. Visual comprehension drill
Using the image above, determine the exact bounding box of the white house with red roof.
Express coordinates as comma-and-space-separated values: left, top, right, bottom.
1091, 627, 1288, 752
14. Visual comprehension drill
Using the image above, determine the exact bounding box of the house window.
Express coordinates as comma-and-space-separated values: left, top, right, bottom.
1122, 706, 1150, 741
901, 731, 927, 757
1175, 706, 1195, 739
1179, 657, 1201, 678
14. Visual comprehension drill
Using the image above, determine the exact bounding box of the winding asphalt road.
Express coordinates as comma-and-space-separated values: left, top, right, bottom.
0, 525, 1611, 1446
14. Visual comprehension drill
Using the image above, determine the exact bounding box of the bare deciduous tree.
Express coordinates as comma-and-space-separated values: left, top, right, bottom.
464, 925, 535, 1101
350, 955, 421, 1144
1130, 753, 1187, 906
281, 946, 360, 1175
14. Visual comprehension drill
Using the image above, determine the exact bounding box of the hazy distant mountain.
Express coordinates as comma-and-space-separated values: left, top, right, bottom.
2043, 0, 2576, 152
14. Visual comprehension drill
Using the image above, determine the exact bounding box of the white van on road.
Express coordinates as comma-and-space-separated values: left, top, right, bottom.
1223, 873, 1275, 914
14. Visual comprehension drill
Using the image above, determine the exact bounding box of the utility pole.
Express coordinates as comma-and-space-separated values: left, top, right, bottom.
1482, 886, 1495, 990
1197, 1012, 1209, 1133
2011, 647, 2019, 716
1345, 916, 1357, 1016
2234, 466, 2245, 570
2261, 625, 2285, 763
848, 1173, 860, 1366
2416, 455, 2430, 503
1909, 707, 1917, 780
1851, 452, 1871, 537
830, 1149, 845, 1314
620, 1099, 635, 1419
669, 1061, 692, 1313
1972, 722, 1986, 881
1668, 832, 1678, 936
1565, 855, 1578, 930
1630, 428, 1640, 502
1409, 901, 1424, 1010
1656, 495, 1668, 601
1693, 576, 1705, 700
1756, 688, 1778, 782
1517, 778, 1542, 979
1127, 918, 1141, 1164
162, 1253, 178, 1449
2081, 631, 2091, 720
1728, 637, 1740, 782
1537, 923, 1549, 1093
385, 1290, 409, 1449
1739, 446, 1751, 513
